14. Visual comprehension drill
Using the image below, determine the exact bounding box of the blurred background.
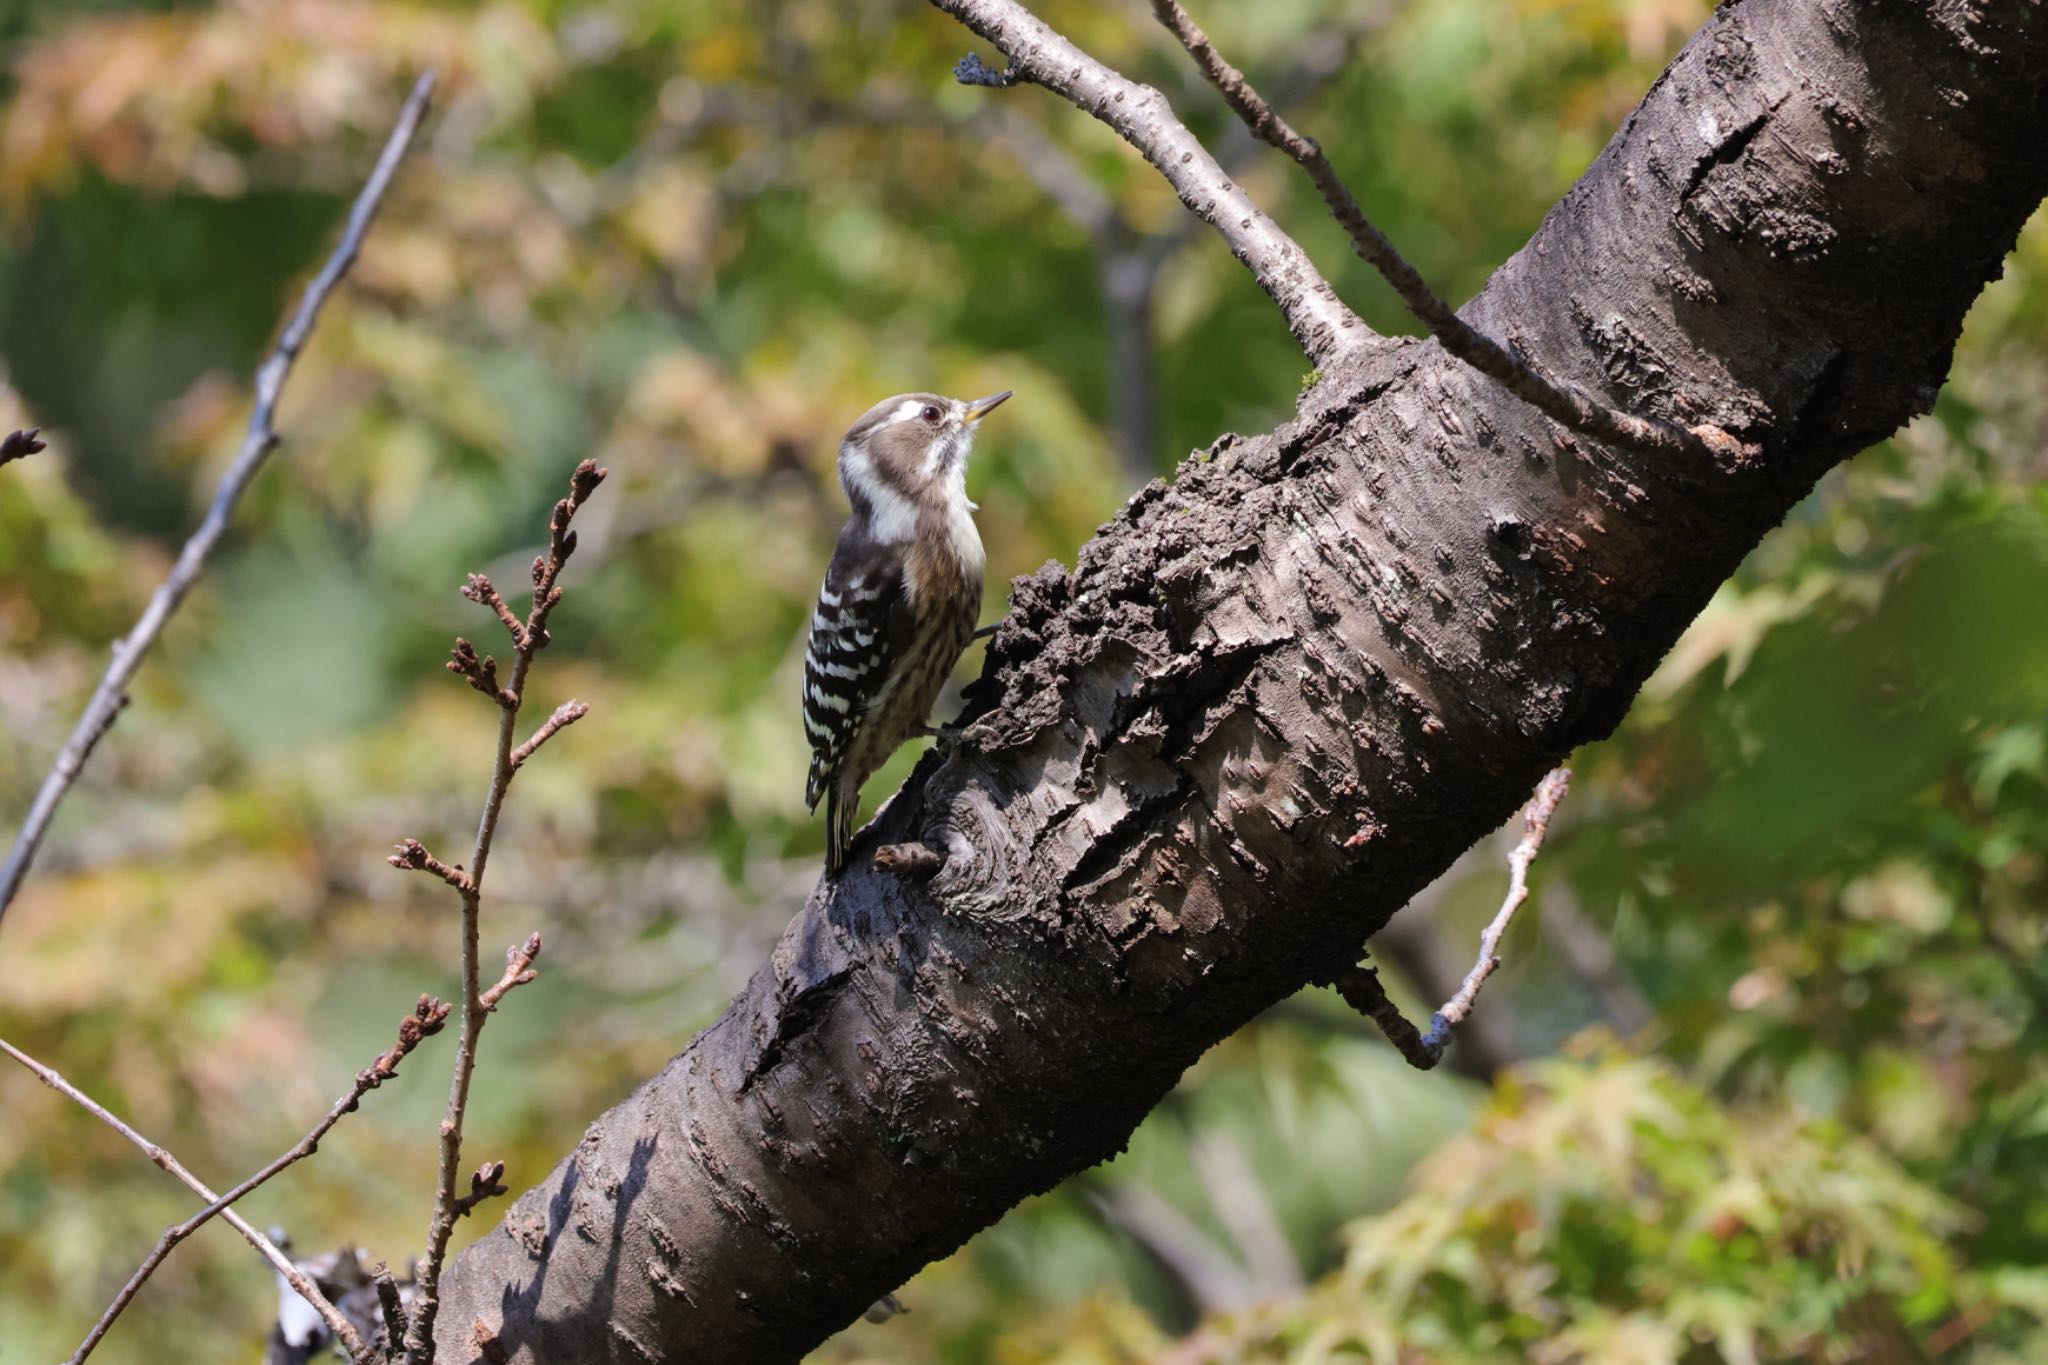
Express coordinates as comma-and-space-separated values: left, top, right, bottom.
1, 1, 2045, 1360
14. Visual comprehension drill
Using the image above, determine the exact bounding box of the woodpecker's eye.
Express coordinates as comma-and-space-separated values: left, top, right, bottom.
920, 405, 943, 424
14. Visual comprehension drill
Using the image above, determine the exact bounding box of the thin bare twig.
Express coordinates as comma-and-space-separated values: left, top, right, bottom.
929, 0, 1365, 366
0, 1039, 376, 1364
459, 574, 527, 648
68, 997, 450, 1365
0, 71, 440, 929
1336, 767, 1571, 1069
509, 701, 587, 769
478, 933, 542, 1012
1148, 0, 1727, 462
401, 461, 605, 1364
2, 428, 46, 465
388, 838, 474, 893
979, 0, 1374, 479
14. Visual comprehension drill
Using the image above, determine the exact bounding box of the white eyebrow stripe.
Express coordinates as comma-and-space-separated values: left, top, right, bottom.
889, 399, 925, 425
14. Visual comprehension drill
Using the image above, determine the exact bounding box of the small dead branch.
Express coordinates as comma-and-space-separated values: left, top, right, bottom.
0, 1039, 376, 1364
1, 427, 46, 465
0, 71, 440, 929
1337, 767, 1572, 1069
873, 842, 945, 877
67, 997, 450, 1364
1147, 0, 1723, 462
372, 1263, 408, 1353
400, 460, 606, 1364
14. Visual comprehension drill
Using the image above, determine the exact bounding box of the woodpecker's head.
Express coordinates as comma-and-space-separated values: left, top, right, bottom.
837, 390, 1011, 535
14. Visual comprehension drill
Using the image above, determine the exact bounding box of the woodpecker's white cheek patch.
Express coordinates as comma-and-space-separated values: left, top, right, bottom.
840, 441, 918, 543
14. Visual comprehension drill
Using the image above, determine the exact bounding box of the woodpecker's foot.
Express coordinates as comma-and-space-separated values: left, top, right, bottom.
922, 720, 977, 754
971, 619, 1002, 641
873, 842, 944, 878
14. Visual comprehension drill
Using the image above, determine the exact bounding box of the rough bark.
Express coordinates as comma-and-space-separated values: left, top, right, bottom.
435, 1, 2048, 1359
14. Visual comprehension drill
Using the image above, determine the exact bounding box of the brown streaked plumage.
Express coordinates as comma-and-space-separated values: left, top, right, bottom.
802, 390, 1011, 873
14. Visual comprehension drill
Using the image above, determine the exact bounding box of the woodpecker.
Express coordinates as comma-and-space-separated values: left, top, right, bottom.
803, 389, 1011, 874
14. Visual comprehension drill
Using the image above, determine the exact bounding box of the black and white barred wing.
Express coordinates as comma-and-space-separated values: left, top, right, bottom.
802, 541, 911, 811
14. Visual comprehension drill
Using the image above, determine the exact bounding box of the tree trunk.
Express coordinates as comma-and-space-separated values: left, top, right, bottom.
434, 1, 2048, 1359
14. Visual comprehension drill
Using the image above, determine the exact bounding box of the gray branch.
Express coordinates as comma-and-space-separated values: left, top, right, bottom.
931, 0, 1369, 366
0, 71, 439, 929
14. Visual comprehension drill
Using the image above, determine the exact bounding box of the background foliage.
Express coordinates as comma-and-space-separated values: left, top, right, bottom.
1, 1, 2044, 1361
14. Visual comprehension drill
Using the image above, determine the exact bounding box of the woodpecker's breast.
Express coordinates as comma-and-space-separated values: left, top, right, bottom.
830, 505, 981, 792
907, 498, 984, 607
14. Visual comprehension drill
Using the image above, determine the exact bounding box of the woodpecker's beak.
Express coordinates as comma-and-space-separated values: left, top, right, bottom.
962, 390, 1013, 425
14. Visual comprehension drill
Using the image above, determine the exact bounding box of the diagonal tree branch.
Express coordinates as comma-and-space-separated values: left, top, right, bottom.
68, 997, 451, 1364
980, 3, 1397, 479
929, 0, 1368, 366
0, 1039, 376, 1364
1148, 0, 1719, 462
1333, 767, 1571, 1069
0, 71, 439, 930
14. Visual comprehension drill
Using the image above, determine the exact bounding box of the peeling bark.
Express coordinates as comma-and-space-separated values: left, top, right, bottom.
434, 1, 2048, 1359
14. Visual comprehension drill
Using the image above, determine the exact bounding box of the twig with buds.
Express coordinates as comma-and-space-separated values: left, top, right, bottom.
64, 998, 450, 1364
398, 459, 606, 1364
1334, 768, 1571, 1069
0, 1038, 377, 1364
0, 71, 440, 929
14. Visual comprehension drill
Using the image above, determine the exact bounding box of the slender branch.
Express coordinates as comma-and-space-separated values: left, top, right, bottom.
928, 0, 1366, 366
1148, 0, 1727, 462
0, 1039, 375, 1364
1336, 767, 1571, 1069
2, 427, 46, 466
388, 838, 474, 893
509, 702, 587, 770
0, 71, 440, 929
1329, 961, 1441, 1069
459, 574, 527, 649
68, 997, 451, 1365
978, 9, 1389, 479
478, 934, 542, 1012
402, 461, 606, 1364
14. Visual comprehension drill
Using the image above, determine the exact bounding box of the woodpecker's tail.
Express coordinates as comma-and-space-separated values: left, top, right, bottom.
824, 782, 857, 876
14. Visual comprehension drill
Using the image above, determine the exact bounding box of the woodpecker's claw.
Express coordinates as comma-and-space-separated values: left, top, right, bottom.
971, 620, 1000, 641
923, 720, 976, 754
